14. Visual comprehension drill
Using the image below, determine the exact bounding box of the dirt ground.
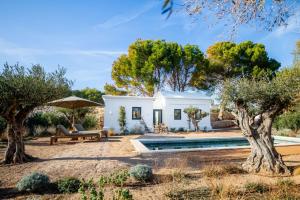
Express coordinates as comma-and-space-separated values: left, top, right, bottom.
1, 130, 300, 199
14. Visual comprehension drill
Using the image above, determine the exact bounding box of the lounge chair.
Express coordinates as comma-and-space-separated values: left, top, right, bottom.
50, 125, 101, 145
74, 124, 108, 138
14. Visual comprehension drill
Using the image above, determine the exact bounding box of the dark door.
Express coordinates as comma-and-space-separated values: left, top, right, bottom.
153, 109, 162, 125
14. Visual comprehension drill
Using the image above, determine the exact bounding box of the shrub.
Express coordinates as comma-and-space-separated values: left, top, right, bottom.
118, 106, 127, 134
129, 164, 153, 182
177, 127, 185, 132
26, 112, 70, 136
114, 188, 133, 200
16, 172, 50, 192
244, 182, 269, 194
274, 112, 300, 134
57, 177, 81, 193
109, 170, 129, 187
82, 115, 97, 130
169, 128, 176, 132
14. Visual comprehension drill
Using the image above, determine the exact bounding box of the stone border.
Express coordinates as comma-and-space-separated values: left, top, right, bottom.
131, 136, 300, 155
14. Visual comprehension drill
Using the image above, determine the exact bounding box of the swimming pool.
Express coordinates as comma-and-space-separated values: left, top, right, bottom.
131, 136, 300, 154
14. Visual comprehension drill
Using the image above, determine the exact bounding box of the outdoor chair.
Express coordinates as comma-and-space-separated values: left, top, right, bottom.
50, 125, 101, 145
153, 123, 168, 134
74, 124, 108, 138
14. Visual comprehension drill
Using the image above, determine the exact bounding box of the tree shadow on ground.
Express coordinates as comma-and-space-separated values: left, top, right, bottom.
35, 149, 248, 170
0, 184, 60, 199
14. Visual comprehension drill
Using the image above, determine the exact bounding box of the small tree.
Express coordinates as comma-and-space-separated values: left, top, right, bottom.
183, 106, 208, 131
274, 112, 300, 134
0, 63, 71, 164
118, 106, 127, 134
223, 65, 300, 174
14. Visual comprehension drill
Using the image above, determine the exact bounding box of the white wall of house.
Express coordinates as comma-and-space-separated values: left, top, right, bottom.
103, 95, 154, 133
154, 92, 212, 130
103, 91, 212, 134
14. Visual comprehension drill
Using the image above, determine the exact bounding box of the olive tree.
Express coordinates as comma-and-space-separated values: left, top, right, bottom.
0, 63, 71, 164
162, 0, 294, 33
223, 65, 300, 174
183, 106, 208, 131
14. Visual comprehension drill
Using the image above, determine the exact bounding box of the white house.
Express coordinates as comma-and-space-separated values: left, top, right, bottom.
102, 91, 212, 134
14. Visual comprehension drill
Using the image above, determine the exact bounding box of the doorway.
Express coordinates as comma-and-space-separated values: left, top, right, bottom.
153, 109, 162, 125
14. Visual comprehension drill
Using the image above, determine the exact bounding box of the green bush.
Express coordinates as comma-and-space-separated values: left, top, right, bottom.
274, 112, 300, 134
26, 112, 70, 135
129, 164, 153, 182
177, 127, 185, 132
82, 115, 97, 130
57, 177, 81, 193
169, 128, 176, 132
109, 170, 129, 187
114, 188, 133, 200
16, 172, 50, 192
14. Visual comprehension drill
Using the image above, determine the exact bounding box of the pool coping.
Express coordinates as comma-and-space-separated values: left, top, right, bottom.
131, 136, 300, 154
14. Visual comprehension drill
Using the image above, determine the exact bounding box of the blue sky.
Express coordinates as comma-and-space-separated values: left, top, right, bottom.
0, 0, 299, 91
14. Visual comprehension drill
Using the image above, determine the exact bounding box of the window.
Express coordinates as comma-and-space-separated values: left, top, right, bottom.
132, 107, 141, 120
174, 109, 181, 120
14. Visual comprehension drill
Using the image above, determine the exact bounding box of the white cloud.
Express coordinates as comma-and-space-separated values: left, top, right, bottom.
0, 38, 126, 58
94, 2, 157, 29
263, 11, 300, 39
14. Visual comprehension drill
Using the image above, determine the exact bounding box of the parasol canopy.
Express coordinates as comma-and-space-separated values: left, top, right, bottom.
47, 96, 102, 109
47, 96, 103, 127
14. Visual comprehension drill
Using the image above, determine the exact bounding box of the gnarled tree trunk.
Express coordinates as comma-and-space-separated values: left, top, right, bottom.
237, 105, 290, 174
3, 121, 33, 164
218, 101, 225, 120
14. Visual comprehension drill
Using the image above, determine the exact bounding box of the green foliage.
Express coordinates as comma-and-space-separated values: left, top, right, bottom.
57, 107, 94, 126
79, 170, 131, 200
109, 170, 130, 187
26, 112, 70, 135
274, 112, 300, 134
205, 41, 280, 89
177, 127, 185, 132
223, 65, 300, 118
183, 106, 208, 131
82, 115, 98, 130
0, 63, 71, 163
16, 172, 50, 192
169, 128, 176, 132
113, 188, 133, 200
0, 63, 71, 120
118, 106, 127, 134
110, 39, 207, 96
104, 84, 128, 96
129, 164, 153, 182
79, 179, 103, 200
57, 177, 81, 193
0, 116, 7, 133
244, 182, 269, 194
72, 87, 104, 104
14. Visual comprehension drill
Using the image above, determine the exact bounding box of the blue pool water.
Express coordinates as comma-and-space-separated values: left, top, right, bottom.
142, 137, 298, 151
